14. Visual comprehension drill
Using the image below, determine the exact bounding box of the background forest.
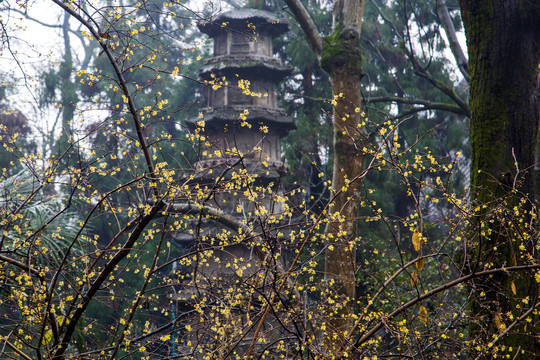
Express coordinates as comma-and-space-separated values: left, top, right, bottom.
0, 0, 538, 359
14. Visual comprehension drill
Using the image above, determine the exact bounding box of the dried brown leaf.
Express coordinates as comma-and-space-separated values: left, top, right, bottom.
419, 305, 428, 325
412, 230, 422, 252
410, 271, 419, 287
494, 313, 506, 333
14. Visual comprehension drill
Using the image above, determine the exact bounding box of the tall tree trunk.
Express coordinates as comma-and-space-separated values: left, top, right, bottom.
284, 0, 366, 352
459, 0, 540, 357
321, 9, 364, 335
58, 12, 76, 166
536, 130, 540, 204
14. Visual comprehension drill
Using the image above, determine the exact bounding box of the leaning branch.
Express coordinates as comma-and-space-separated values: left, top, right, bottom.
436, 0, 469, 82
51, 201, 165, 360
349, 263, 540, 351
51, 0, 159, 198
0, 254, 42, 277
163, 202, 292, 284
283, 0, 323, 58
367, 96, 469, 116
4, 340, 34, 360
410, 56, 470, 117
166, 202, 252, 235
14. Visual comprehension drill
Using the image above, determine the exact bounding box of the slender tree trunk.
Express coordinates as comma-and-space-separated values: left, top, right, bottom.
536, 129, 540, 204
459, 0, 540, 357
436, 0, 469, 82
58, 12, 76, 165
321, 28, 363, 330
284, 0, 366, 353
320, 0, 366, 348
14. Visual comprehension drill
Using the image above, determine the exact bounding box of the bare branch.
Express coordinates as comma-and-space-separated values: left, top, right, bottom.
409, 54, 470, 117
370, 0, 470, 116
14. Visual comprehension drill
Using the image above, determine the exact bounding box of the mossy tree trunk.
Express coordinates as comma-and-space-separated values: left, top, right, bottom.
321, 20, 364, 336
459, 0, 540, 357
284, 0, 366, 353
58, 12, 77, 167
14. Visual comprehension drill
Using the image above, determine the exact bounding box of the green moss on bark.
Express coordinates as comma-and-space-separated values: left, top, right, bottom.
461, 0, 540, 357
321, 23, 362, 74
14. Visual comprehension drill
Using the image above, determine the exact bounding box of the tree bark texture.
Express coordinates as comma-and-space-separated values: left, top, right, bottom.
284, 0, 366, 350
321, 0, 366, 341
459, 0, 540, 357
436, 0, 469, 82
58, 12, 76, 164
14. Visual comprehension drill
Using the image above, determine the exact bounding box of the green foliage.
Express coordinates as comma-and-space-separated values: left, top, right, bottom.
0, 170, 89, 265
0, 107, 34, 175
275, 0, 334, 212
358, 0, 469, 236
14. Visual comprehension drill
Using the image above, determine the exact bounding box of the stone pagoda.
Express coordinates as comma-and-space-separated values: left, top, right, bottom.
187, 9, 293, 175
179, 9, 293, 242
172, 9, 295, 356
